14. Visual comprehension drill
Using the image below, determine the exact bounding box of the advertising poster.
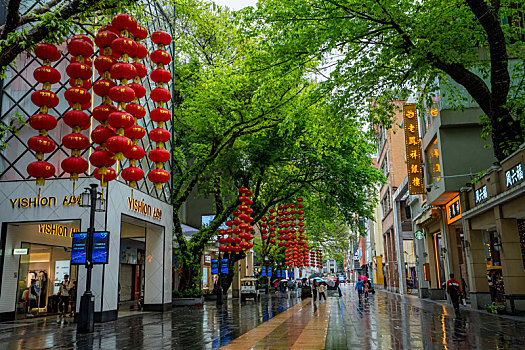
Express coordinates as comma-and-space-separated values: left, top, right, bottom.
261, 267, 266, 276
211, 259, 219, 274
220, 259, 228, 274
268, 267, 272, 276
71, 232, 87, 265
92, 231, 110, 264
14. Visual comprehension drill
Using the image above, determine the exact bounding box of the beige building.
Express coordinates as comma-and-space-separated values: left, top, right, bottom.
461, 143, 525, 313
376, 100, 409, 292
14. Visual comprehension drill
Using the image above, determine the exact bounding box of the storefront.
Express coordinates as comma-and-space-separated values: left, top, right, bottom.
0, 178, 173, 322
462, 144, 525, 313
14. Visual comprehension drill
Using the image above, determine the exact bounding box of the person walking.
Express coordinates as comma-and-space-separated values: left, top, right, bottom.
317, 282, 327, 302
312, 280, 318, 302
355, 279, 364, 300
446, 273, 464, 316
363, 280, 369, 299
58, 275, 72, 317
335, 279, 342, 297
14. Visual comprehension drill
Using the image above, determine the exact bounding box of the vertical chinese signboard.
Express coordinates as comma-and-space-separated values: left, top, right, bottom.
403, 104, 424, 194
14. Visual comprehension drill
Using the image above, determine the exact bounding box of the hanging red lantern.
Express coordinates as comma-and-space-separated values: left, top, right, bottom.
27, 43, 62, 186
61, 156, 88, 181
27, 161, 55, 186
94, 167, 117, 187
147, 169, 170, 187
147, 31, 172, 190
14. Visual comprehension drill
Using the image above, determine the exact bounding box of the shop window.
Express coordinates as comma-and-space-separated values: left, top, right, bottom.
381, 190, 392, 219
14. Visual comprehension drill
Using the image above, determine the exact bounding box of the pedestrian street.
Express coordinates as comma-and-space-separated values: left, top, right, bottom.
0, 284, 524, 349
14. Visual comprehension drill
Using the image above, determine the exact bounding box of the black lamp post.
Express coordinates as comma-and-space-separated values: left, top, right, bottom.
78, 183, 105, 333
216, 251, 223, 306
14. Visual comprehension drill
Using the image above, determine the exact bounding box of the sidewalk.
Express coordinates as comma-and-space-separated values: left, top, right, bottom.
381, 289, 525, 323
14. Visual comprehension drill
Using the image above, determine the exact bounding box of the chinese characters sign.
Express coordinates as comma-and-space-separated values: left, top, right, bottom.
426, 137, 441, 184
403, 104, 424, 194
445, 195, 462, 224
505, 163, 523, 188
475, 185, 488, 204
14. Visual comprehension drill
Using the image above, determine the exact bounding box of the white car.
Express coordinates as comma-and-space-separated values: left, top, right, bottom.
240, 277, 260, 301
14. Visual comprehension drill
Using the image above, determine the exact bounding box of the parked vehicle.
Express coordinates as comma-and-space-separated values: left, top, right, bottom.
240, 277, 260, 301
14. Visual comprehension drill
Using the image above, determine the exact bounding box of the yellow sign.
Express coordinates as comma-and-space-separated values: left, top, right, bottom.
38, 224, 79, 238
10, 195, 80, 209
403, 104, 424, 194
127, 197, 162, 221
445, 195, 462, 224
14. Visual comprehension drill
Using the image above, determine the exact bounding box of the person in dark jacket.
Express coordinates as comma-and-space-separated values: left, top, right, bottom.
446, 273, 464, 316
312, 280, 318, 302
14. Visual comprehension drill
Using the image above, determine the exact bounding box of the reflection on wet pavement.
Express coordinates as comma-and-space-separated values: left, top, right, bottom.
326, 287, 525, 349
0, 285, 524, 349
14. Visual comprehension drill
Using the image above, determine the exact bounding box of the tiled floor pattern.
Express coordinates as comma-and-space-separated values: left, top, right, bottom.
220, 298, 331, 350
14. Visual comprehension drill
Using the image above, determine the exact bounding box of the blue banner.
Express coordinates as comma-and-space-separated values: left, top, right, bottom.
268, 267, 272, 276
277, 270, 281, 278
211, 259, 218, 274
221, 259, 228, 274
261, 267, 266, 276
71, 232, 87, 265
92, 231, 109, 264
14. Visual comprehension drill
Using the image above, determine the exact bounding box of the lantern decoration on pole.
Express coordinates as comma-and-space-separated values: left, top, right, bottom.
91, 26, 119, 187
236, 187, 255, 251
27, 43, 61, 185
106, 14, 137, 163
61, 35, 93, 186
147, 30, 172, 189
122, 25, 149, 188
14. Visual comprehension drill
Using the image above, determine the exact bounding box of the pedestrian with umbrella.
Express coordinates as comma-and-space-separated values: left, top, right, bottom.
355, 276, 366, 300
312, 280, 318, 302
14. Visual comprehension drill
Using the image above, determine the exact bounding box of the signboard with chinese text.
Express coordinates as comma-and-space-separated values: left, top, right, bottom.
403, 104, 424, 194
475, 185, 488, 204
220, 259, 228, 274
505, 163, 524, 188
445, 195, 462, 224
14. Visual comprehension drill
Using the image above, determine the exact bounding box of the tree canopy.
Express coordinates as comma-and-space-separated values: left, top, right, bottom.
166, 0, 382, 290
240, 0, 525, 161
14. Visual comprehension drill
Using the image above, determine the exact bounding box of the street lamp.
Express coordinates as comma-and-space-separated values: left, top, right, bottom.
78, 183, 105, 333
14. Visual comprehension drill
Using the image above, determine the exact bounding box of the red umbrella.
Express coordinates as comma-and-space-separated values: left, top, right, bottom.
358, 275, 369, 281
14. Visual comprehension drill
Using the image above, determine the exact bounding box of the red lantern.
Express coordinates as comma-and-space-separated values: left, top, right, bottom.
93, 104, 118, 123
148, 148, 170, 163
61, 156, 88, 181
34, 43, 61, 62
125, 103, 146, 119
106, 135, 133, 161
151, 31, 172, 46
148, 169, 170, 189
112, 14, 138, 34
91, 125, 116, 144
28, 113, 57, 135
124, 125, 146, 140
94, 167, 117, 187
150, 108, 171, 122
63, 110, 90, 131
121, 167, 145, 187
27, 161, 55, 186
34, 66, 61, 84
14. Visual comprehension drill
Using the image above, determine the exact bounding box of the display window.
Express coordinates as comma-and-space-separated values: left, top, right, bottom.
7, 221, 80, 319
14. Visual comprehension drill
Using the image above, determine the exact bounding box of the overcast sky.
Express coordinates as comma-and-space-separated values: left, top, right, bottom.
213, 0, 257, 10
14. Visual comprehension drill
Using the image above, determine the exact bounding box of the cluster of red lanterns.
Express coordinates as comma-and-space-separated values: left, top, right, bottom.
310, 249, 323, 269
122, 24, 148, 188
27, 43, 61, 185
147, 30, 172, 189
218, 187, 255, 252
61, 35, 93, 183
27, 14, 174, 191
91, 24, 118, 187
259, 198, 309, 268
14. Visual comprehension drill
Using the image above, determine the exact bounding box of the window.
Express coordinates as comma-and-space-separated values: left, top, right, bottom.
381, 190, 392, 219
377, 126, 387, 155
380, 151, 389, 177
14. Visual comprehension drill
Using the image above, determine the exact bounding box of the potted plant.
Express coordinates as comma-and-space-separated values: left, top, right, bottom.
172, 288, 204, 306
485, 304, 506, 314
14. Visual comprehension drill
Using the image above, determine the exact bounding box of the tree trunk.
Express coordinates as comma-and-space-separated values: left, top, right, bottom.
489, 107, 524, 161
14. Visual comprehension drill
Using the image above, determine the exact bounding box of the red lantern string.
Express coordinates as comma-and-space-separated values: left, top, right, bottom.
122, 24, 148, 188
28, 43, 61, 186
61, 35, 93, 186
147, 30, 172, 189
91, 26, 119, 187
106, 14, 137, 162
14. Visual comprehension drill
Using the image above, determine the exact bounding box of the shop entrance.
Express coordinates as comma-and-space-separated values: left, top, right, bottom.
432, 232, 445, 288
8, 221, 80, 319
119, 220, 146, 311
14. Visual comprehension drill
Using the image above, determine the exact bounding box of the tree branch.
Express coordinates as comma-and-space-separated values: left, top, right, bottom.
0, 0, 22, 40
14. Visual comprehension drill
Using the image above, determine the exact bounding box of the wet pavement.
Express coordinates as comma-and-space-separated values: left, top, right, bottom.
0, 284, 524, 349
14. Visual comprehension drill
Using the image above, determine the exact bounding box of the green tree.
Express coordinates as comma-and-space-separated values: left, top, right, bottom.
0, 0, 138, 75
242, 0, 525, 161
